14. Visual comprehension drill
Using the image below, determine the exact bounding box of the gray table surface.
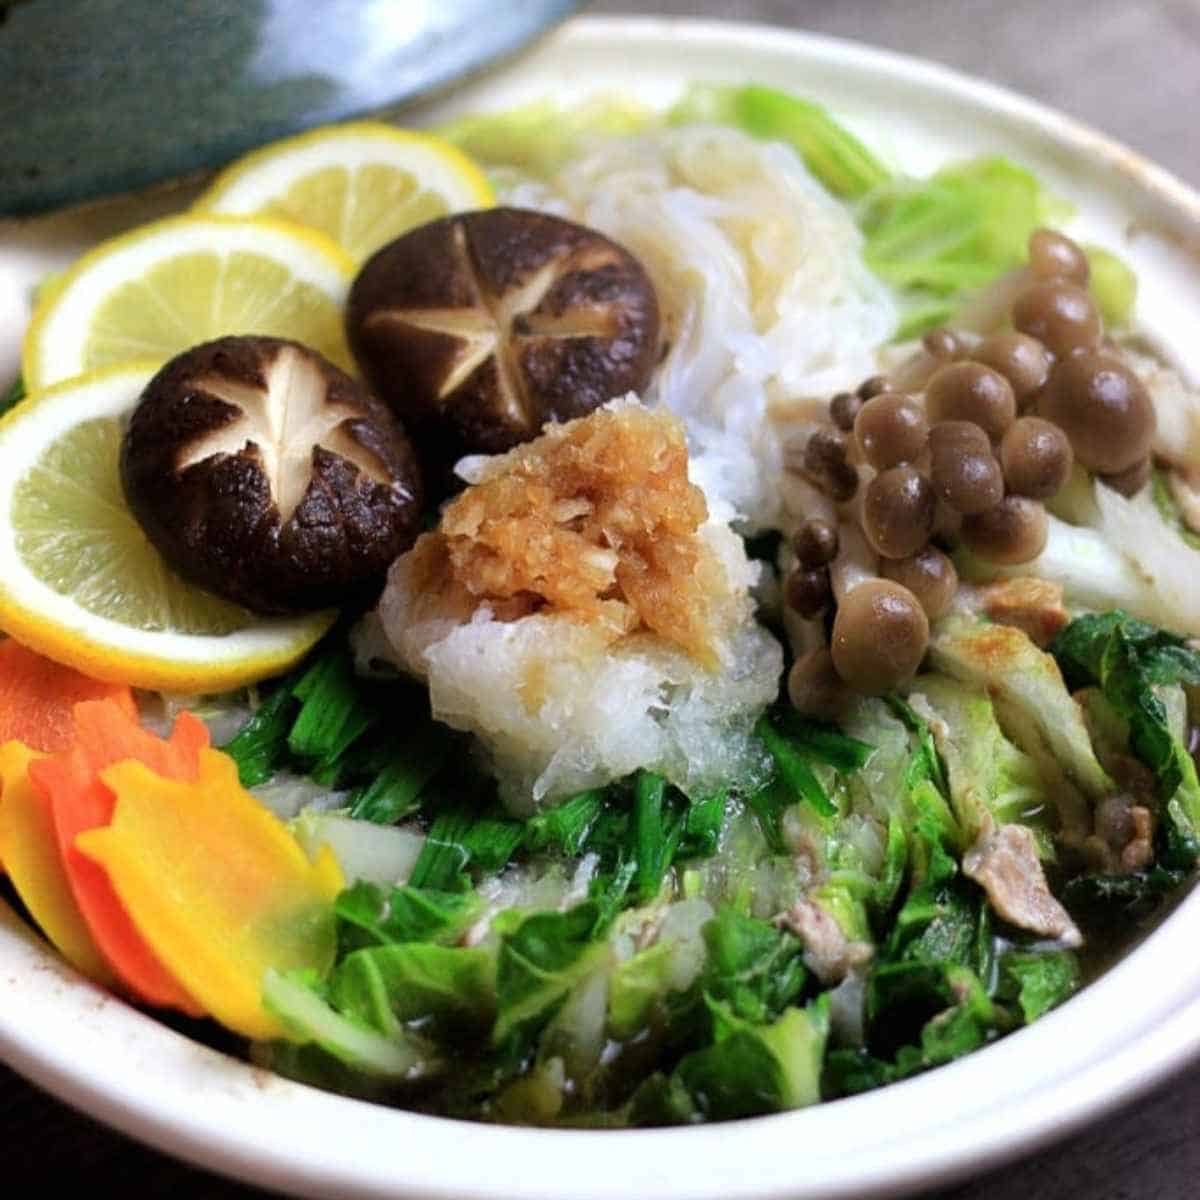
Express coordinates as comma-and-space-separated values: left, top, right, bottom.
5, 2, 1200, 1198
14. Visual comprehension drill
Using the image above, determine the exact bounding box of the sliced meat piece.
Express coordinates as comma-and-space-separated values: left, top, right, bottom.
963, 823, 1082, 947
776, 898, 873, 985
1120, 806, 1154, 872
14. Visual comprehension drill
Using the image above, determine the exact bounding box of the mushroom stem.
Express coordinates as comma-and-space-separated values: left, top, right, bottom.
953, 265, 1031, 333
830, 520, 878, 603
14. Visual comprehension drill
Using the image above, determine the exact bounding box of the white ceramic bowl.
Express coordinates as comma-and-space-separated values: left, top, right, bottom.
3, 16, 1200, 1199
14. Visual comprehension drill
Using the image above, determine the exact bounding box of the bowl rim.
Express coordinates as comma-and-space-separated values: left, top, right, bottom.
4, 14, 1200, 1200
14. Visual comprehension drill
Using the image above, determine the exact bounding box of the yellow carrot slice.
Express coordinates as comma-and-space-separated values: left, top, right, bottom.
76, 748, 343, 1039
0, 740, 114, 985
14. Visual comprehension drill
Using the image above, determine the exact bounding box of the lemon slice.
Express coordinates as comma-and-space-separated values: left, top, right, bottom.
23, 215, 355, 392
195, 121, 493, 264
0, 365, 335, 692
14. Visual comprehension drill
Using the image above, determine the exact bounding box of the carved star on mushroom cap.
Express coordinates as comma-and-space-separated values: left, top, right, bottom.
177, 344, 391, 523
363, 221, 623, 430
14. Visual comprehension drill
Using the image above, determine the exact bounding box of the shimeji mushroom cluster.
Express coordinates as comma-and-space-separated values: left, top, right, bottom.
783, 229, 1156, 713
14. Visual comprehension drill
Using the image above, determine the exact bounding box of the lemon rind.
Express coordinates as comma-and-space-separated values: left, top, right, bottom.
194, 121, 493, 219
23, 215, 356, 392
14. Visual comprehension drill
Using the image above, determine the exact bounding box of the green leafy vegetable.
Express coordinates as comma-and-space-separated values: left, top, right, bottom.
678, 789, 727, 859
669, 995, 830, 1120
1061, 867, 1187, 920
493, 902, 608, 1047
859, 156, 1067, 337
1050, 610, 1200, 865
886, 694, 949, 797
828, 963, 1002, 1095
772, 710, 874, 773
914, 676, 1050, 848
930, 615, 1113, 803
348, 722, 454, 824
755, 714, 836, 818
669, 83, 889, 199
407, 807, 474, 891
334, 880, 482, 952
1084, 242, 1138, 326
261, 968, 434, 1081
523, 789, 607, 856
407, 802, 525, 892
329, 944, 495, 1033
996, 950, 1079, 1023
221, 684, 299, 787
702, 906, 807, 1024
288, 649, 380, 778
633, 772, 683, 902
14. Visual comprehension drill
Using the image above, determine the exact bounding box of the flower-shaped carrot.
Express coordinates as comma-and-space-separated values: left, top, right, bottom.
29, 700, 208, 1013
76, 748, 344, 1039
0, 740, 113, 984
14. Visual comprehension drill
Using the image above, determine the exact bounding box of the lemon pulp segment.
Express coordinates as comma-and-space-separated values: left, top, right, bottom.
262, 164, 455, 263
83, 250, 351, 376
11, 417, 251, 636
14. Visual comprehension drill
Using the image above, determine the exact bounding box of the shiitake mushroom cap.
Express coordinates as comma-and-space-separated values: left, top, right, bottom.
345, 207, 661, 476
121, 335, 424, 614
831, 579, 930, 695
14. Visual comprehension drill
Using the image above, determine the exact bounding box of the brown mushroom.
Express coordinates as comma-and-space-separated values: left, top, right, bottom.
1027, 228, 1090, 285
924, 362, 1016, 440
787, 647, 851, 719
830, 579, 929, 695
1039, 352, 1155, 475
792, 518, 839, 568
857, 375, 892, 400
854, 393, 929, 470
1099, 456, 1152, 497
345, 207, 661, 469
862, 466, 936, 559
803, 427, 859, 501
999, 416, 1074, 499
972, 332, 1052, 403
120, 336, 424, 613
960, 496, 1048, 565
881, 546, 958, 621
921, 327, 963, 361
1011, 280, 1102, 358
928, 421, 1005, 515
829, 391, 862, 432
785, 566, 834, 619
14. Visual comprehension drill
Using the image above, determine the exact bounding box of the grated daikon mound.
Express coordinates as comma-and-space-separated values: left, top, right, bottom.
368, 404, 782, 812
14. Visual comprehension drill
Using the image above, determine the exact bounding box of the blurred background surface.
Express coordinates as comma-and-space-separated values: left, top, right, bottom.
593, 0, 1200, 188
